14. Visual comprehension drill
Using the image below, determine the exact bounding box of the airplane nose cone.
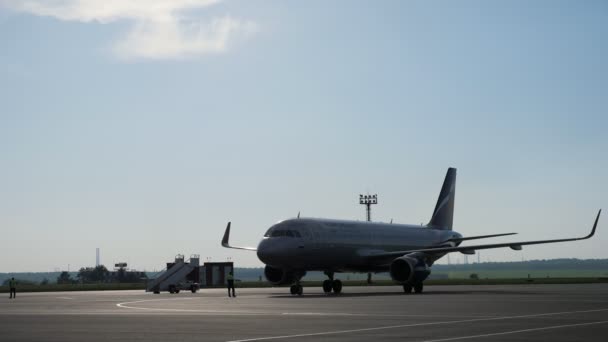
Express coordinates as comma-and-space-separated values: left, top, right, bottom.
257, 238, 300, 266
257, 239, 275, 264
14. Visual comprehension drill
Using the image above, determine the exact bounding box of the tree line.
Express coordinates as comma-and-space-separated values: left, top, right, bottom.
1, 265, 148, 285
58, 265, 148, 284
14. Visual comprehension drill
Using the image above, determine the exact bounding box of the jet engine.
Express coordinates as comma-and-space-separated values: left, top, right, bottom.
264, 265, 298, 285
389, 256, 430, 284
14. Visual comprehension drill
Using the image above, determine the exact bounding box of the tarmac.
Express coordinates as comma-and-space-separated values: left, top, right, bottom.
1, 284, 608, 341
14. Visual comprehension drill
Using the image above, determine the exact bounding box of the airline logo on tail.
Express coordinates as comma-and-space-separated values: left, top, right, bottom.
428, 167, 456, 230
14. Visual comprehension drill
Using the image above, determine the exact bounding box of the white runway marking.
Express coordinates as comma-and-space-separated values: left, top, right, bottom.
226, 308, 608, 342
116, 298, 499, 318
419, 320, 608, 342
56, 297, 74, 300
280, 312, 499, 318
116, 298, 275, 316
116, 298, 194, 307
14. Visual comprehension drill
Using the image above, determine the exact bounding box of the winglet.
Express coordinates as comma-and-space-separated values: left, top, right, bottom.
221, 222, 231, 247
586, 209, 601, 239
220, 222, 257, 251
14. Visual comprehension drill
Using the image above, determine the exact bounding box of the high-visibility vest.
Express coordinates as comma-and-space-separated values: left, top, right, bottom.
9, 279, 16, 288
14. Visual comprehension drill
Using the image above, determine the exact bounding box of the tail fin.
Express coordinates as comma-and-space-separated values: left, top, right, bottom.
428, 167, 456, 230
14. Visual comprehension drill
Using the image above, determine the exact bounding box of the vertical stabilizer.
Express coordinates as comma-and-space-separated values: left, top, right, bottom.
428, 167, 456, 230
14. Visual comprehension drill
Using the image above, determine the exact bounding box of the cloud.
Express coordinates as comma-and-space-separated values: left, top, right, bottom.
0, 0, 257, 60
113, 14, 257, 60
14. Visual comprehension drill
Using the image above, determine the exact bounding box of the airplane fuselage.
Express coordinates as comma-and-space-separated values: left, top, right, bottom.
256, 218, 462, 273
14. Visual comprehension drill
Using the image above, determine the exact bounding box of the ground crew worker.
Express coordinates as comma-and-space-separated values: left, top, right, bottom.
9, 277, 16, 299
227, 271, 236, 297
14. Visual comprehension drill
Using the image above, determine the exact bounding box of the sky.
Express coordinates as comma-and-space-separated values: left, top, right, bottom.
0, 0, 606, 272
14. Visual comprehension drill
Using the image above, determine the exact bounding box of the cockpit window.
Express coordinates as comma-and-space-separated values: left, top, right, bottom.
266, 229, 302, 238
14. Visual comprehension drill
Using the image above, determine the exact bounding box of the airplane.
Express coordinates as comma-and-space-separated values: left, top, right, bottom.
221, 167, 601, 295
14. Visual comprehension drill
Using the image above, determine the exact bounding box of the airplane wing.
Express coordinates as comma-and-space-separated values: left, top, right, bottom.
366, 209, 601, 259
444, 232, 517, 243
221, 222, 258, 251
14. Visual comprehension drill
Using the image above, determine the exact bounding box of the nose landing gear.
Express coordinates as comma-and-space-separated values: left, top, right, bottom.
290, 284, 303, 296
289, 271, 306, 296
403, 282, 424, 294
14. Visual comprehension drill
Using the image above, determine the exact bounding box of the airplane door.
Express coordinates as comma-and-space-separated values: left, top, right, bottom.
307, 225, 322, 250
292, 223, 310, 250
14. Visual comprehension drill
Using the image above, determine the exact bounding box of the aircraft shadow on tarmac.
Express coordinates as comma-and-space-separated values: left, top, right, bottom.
267, 289, 543, 298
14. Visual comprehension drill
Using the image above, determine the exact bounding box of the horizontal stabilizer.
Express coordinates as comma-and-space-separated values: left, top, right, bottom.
221, 222, 257, 251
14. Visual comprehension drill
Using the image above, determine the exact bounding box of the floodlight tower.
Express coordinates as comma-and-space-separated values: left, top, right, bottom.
360, 194, 377, 285
359, 194, 377, 222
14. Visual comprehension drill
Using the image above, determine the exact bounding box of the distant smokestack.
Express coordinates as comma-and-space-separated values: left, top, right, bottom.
96, 248, 100, 267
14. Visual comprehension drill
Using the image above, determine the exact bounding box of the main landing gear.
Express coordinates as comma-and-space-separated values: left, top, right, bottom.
403, 282, 424, 294
322, 271, 342, 294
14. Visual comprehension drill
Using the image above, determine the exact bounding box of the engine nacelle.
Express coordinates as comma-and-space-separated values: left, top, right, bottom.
264, 265, 298, 285
389, 256, 430, 284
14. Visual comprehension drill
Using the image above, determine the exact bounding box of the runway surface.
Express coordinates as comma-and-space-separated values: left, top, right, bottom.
2, 284, 608, 341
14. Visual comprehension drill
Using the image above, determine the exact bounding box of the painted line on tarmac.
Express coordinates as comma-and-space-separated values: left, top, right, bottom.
280, 312, 500, 318
226, 308, 608, 342
56, 297, 74, 300
116, 298, 277, 316
419, 320, 608, 342
116, 298, 499, 318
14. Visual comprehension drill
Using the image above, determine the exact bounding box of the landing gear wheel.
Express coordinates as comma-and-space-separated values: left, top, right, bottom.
290, 284, 304, 295
414, 283, 424, 294
169, 285, 176, 294
190, 285, 197, 293
175, 289, 180, 294
153, 291, 160, 294
332, 279, 342, 294
403, 285, 412, 293
322, 280, 333, 293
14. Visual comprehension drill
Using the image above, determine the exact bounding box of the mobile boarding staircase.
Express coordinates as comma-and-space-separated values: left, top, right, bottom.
146, 255, 200, 294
